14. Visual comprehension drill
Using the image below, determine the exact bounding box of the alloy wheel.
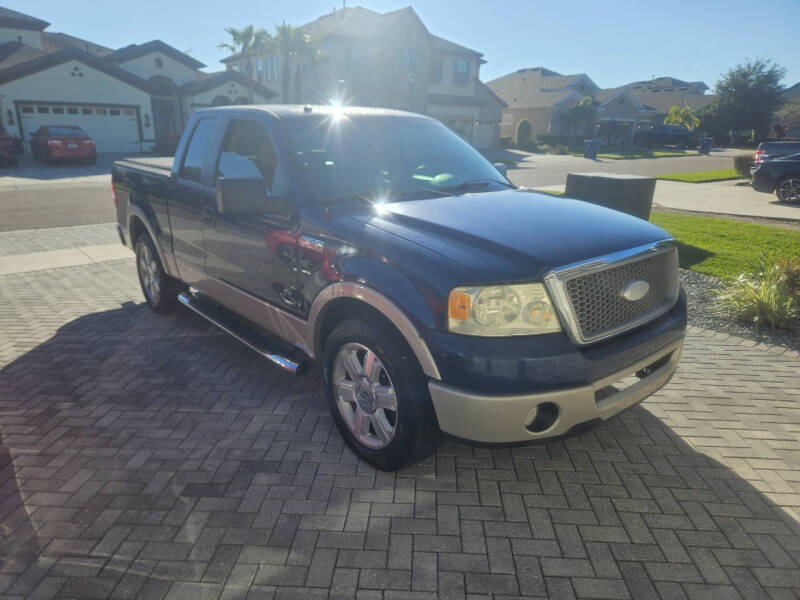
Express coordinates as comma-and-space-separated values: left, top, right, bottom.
137, 244, 161, 304
333, 342, 398, 449
777, 178, 800, 203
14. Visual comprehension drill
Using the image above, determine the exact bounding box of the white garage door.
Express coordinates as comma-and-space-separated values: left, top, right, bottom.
19, 103, 142, 154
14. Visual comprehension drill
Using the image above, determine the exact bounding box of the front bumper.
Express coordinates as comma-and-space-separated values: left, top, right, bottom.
429, 337, 682, 443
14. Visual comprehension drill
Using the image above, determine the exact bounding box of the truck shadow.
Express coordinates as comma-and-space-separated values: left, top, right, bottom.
1, 301, 798, 596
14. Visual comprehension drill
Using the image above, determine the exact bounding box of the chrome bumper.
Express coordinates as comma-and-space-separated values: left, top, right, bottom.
429, 338, 682, 443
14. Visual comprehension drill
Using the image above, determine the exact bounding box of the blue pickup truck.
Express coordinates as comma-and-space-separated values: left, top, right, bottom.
112, 105, 686, 469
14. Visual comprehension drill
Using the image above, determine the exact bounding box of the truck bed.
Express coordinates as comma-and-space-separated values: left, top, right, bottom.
115, 156, 174, 175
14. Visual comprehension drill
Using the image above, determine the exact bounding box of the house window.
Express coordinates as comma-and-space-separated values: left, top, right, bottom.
430, 56, 443, 83
81, 108, 92, 115
109, 109, 121, 116
155, 57, 163, 68
96, 108, 107, 115
52, 107, 65, 114
400, 48, 415, 75
453, 59, 470, 85
502, 113, 512, 125
67, 107, 78, 114
123, 109, 134, 116
37, 106, 50, 114
21, 106, 34, 114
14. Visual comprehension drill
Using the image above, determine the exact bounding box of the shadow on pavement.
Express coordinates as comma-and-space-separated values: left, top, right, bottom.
0, 300, 798, 597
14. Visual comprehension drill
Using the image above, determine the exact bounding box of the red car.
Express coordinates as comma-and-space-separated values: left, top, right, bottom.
31, 125, 97, 164
0, 127, 17, 166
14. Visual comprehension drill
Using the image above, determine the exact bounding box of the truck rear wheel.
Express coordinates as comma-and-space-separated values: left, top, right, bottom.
323, 315, 439, 470
135, 232, 183, 314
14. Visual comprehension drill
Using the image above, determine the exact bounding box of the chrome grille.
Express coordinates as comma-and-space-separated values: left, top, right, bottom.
545, 242, 680, 344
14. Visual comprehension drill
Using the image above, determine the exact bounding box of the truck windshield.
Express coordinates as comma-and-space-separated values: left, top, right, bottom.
285, 113, 510, 203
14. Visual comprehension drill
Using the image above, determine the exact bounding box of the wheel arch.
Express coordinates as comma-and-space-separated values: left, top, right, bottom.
308, 283, 441, 381
127, 208, 177, 278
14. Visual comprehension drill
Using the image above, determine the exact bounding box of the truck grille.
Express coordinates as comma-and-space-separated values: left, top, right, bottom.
545, 242, 679, 344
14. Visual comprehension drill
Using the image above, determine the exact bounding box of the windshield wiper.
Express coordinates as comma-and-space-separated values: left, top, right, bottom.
438, 178, 516, 195
321, 193, 376, 207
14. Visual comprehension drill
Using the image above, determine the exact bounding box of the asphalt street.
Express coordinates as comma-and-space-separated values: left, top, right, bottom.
0, 150, 744, 232
0, 182, 114, 232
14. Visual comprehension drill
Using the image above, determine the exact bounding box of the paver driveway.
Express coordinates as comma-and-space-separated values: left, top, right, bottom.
1, 256, 799, 600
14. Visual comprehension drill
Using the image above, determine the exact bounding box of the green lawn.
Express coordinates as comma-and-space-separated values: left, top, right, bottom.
656, 169, 743, 183
569, 148, 692, 160
650, 212, 800, 279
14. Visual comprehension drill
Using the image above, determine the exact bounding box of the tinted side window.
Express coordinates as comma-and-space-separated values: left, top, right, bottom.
216, 119, 290, 196
181, 118, 217, 182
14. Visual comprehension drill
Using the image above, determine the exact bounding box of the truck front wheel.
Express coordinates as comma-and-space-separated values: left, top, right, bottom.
323, 316, 439, 470
135, 232, 184, 314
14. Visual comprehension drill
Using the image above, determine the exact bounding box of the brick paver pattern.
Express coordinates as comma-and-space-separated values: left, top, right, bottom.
1, 258, 798, 600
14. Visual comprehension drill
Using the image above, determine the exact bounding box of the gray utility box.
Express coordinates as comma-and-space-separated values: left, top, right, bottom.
565, 173, 656, 221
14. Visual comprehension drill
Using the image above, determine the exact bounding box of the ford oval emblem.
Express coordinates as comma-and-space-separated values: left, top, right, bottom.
621, 280, 650, 301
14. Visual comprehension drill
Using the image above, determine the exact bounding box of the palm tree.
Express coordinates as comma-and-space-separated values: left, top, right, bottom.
218, 25, 270, 102
272, 22, 297, 104
293, 33, 325, 104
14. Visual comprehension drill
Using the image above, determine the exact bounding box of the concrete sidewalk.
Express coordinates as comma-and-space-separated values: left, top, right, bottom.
0, 222, 131, 275
537, 179, 800, 222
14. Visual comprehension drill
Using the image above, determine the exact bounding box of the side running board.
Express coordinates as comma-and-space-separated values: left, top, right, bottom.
178, 291, 310, 375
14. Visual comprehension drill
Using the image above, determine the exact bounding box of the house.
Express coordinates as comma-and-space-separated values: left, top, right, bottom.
0, 7, 277, 154
489, 67, 714, 144
221, 6, 506, 149
488, 67, 599, 140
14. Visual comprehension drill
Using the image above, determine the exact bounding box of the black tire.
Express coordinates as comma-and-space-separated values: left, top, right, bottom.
323, 315, 439, 470
134, 232, 184, 314
775, 176, 800, 203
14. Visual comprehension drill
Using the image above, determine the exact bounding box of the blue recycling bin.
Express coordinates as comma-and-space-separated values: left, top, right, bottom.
584, 139, 600, 159
699, 137, 712, 155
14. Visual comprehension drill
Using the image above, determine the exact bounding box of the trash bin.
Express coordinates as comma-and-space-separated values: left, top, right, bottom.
565, 173, 656, 220
699, 137, 713, 155
584, 139, 600, 160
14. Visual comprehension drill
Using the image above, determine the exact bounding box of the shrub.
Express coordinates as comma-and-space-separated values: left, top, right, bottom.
715, 258, 799, 330
552, 144, 569, 155
779, 256, 800, 300
516, 120, 532, 149
500, 136, 514, 149
733, 154, 755, 179
537, 134, 567, 146
519, 140, 540, 153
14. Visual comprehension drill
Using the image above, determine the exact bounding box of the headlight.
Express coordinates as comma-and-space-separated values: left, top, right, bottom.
448, 283, 562, 336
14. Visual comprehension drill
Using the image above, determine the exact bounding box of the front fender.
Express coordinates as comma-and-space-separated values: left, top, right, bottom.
307, 280, 442, 380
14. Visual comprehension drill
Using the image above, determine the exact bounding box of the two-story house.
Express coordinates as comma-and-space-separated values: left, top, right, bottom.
0, 6, 277, 153
222, 6, 506, 149
490, 67, 714, 145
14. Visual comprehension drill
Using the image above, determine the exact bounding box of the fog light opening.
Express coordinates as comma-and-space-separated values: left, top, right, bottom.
525, 401, 559, 433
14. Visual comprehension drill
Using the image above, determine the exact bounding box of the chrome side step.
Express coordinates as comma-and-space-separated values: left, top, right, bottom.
178, 291, 311, 375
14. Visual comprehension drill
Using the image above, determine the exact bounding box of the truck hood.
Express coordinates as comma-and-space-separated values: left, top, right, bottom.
351, 190, 672, 283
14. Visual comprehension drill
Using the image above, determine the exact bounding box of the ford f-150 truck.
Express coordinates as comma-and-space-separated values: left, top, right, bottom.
112, 105, 686, 470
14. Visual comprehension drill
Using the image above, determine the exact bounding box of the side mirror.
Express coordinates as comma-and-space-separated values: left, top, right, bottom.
492, 162, 508, 177
216, 177, 290, 216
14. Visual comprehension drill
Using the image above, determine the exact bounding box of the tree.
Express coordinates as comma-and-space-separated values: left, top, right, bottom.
218, 25, 270, 102
702, 58, 786, 141
293, 33, 325, 105
565, 97, 597, 144
272, 22, 297, 104
664, 105, 700, 130
778, 99, 800, 130
516, 119, 532, 149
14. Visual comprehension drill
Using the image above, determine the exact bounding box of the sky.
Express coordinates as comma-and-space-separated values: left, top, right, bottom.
12, 0, 800, 89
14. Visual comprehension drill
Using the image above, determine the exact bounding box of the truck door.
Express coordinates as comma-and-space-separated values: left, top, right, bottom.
202, 117, 303, 315
166, 116, 221, 285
